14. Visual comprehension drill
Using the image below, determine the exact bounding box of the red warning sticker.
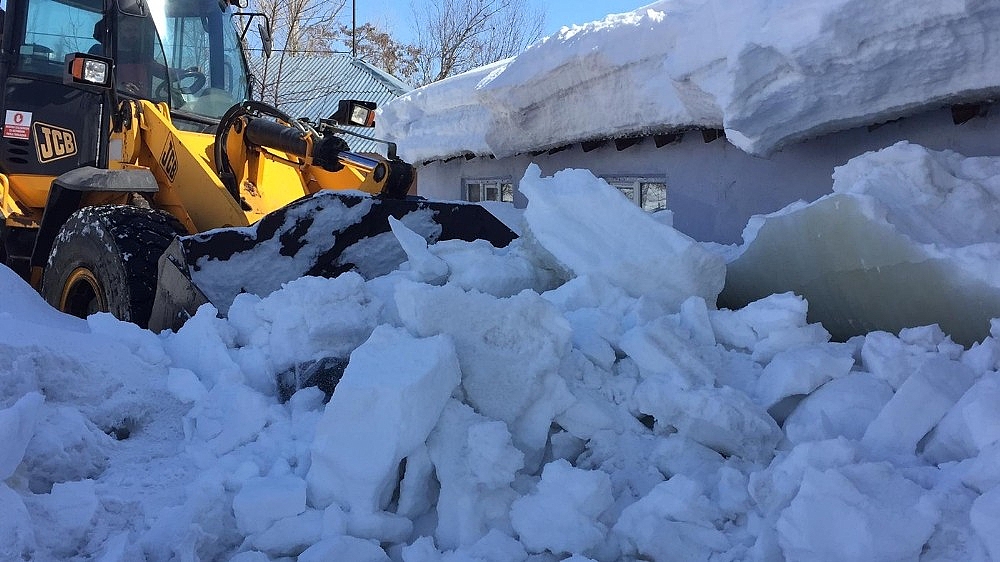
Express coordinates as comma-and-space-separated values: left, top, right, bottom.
4, 110, 32, 140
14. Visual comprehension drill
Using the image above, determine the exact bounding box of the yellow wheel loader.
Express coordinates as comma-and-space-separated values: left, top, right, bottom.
0, 0, 516, 331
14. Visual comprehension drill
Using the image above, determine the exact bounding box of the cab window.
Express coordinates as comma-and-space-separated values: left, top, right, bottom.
18, 0, 103, 77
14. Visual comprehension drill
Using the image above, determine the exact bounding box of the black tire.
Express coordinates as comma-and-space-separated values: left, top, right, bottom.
41, 205, 186, 328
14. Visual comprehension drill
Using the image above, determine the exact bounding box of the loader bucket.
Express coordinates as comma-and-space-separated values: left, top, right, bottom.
147, 191, 519, 332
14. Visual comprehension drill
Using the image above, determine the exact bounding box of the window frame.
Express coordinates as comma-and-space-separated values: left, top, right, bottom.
601, 174, 668, 212
462, 176, 515, 203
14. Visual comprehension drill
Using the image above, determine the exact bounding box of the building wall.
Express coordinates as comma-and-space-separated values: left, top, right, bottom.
413, 104, 999, 245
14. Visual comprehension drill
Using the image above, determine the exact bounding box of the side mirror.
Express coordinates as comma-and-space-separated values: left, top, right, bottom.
258, 23, 272, 59
64, 53, 114, 89
117, 0, 148, 16
329, 100, 377, 128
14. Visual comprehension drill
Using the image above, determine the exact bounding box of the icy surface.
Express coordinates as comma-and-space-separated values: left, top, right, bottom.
377, 0, 1000, 161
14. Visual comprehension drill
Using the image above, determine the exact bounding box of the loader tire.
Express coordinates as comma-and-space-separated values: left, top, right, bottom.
41, 205, 186, 328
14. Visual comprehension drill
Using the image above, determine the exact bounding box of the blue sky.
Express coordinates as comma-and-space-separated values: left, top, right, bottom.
356, 0, 651, 44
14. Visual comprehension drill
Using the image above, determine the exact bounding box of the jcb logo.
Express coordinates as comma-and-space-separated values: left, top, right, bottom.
33, 122, 77, 163
160, 137, 178, 183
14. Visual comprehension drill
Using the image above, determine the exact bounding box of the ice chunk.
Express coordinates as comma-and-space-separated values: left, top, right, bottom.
520, 165, 726, 311
307, 326, 461, 516
427, 400, 523, 550
0, 484, 35, 559
861, 358, 977, 456
32, 480, 99, 556
776, 463, 938, 562
970, 485, 1000, 561
614, 475, 729, 561
754, 344, 855, 409
724, 144, 1000, 346
922, 372, 1000, 464
249, 510, 323, 557
782, 373, 893, 444
298, 536, 391, 562
619, 315, 718, 389
634, 381, 781, 463
711, 292, 829, 363
232, 474, 307, 535
509, 459, 613, 556
185, 382, 273, 455
0, 392, 44, 480
389, 216, 450, 284
748, 438, 861, 517
227, 273, 383, 374
395, 282, 572, 458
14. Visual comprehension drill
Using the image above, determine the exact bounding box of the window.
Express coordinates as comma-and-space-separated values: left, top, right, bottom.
19, 0, 103, 77
602, 176, 667, 212
463, 178, 514, 203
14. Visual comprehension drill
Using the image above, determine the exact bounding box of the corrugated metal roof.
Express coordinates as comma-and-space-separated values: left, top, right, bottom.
257, 53, 411, 154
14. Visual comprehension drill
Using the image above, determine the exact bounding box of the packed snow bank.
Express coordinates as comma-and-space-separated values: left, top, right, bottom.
3, 161, 1000, 561
377, 0, 1000, 161
722, 141, 1000, 346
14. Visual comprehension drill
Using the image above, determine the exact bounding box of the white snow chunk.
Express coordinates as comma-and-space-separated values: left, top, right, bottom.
754, 344, 855, 409
395, 282, 572, 459
32, 480, 99, 556
0, 483, 35, 560
0, 392, 44, 480
614, 475, 729, 562
509, 459, 614, 556
249, 509, 323, 558
389, 215, 450, 284
307, 325, 461, 516
427, 401, 523, 550
776, 463, 938, 562
232, 473, 307, 536
634, 380, 781, 463
970, 485, 1000, 562
782, 373, 894, 445
298, 535, 391, 562
520, 165, 725, 311
923, 371, 1000, 464
861, 357, 978, 456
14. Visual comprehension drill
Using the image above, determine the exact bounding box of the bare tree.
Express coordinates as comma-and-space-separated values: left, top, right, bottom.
340, 22, 422, 85
248, 0, 347, 106
411, 0, 544, 85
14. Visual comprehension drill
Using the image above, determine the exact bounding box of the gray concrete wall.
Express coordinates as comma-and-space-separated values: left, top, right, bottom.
413, 104, 1000, 245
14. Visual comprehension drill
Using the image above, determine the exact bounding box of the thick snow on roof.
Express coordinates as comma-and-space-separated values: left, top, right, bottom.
376, 0, 1000, 162
4, 146, 1000, 559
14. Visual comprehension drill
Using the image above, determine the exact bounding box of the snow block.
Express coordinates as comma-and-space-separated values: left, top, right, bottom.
614, 475, 729, 562
970, 485, 1000, 561
520, 165, 726, 312
232, 474, 307, 536
509, 459, 614, 556
776, 463, 938, 562
427, 400, 523, 550
922, 372, 1000, 464
634, 380, 781, 463
782, 373, 893, 445
861, 358, 977, 456
307, 325, 461, 515
0, 392, 44, 480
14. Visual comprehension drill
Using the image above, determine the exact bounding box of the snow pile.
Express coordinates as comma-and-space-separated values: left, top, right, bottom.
723, 141, 1000, 345
3, 156, 1000, 560
377, 0, 1000, 161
